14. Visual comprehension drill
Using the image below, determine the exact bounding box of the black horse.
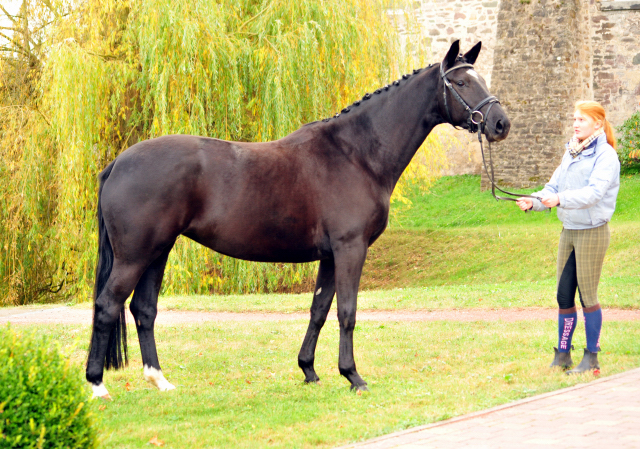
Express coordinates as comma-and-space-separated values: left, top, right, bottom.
87, 41, 510, 399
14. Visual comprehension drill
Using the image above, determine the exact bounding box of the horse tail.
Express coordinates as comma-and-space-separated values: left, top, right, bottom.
89, 160, 128, 370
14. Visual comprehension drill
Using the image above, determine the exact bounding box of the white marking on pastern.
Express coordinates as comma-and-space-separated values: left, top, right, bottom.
91, 382, 111, 400
144, 365, 176, 391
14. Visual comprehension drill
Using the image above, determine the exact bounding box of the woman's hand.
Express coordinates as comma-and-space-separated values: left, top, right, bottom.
516, 198, 533, 211
541, 194, 560, 208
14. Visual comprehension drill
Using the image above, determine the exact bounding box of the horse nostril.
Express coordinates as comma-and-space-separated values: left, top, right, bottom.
495, 120, 504, 134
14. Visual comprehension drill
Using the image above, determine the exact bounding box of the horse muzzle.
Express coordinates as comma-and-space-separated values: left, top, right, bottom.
484, 115, 510, 143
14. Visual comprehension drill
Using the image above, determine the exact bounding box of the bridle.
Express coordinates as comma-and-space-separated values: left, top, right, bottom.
441, 63, 498, 134
441, 62, 542, 203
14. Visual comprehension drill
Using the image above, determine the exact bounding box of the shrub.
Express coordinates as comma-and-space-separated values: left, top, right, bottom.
0, 326, 98, 448
616, 111, 640, 175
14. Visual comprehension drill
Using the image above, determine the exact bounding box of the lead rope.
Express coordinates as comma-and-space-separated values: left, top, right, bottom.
477, 121, 542, 202
441, 62, 543, 203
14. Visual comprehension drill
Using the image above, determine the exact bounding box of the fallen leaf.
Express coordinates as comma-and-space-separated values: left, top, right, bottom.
98, 404, 106, 411
356, 389, 362, 396
245, 379, 252, 384
208, 381, 215, 386
125, 382, 132, 391
149, 436, 164, 447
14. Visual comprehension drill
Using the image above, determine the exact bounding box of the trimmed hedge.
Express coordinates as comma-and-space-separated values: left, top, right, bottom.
0, 325, 98, 448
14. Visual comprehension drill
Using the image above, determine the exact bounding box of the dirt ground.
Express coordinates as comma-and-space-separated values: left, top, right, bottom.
3, 306, 640, 325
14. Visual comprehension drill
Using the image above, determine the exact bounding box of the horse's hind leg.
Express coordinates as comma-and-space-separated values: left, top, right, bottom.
87, 262, 145, 398
298, 258, 336, 383
129, 244, 175, 391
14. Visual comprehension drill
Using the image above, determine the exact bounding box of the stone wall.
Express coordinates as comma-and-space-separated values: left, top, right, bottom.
409, 0, 640, 186
487, 0, 593, 187
410, 0, 503, 177
591, 1, 640, 125
415, 0, 501, 88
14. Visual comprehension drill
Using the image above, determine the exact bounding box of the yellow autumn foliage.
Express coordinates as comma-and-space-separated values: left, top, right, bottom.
0, 0, 446, 304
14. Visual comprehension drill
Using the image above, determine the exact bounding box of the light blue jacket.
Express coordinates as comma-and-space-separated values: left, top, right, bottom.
531, 134, 620, 230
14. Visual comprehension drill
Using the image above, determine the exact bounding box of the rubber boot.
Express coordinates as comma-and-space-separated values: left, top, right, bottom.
550, 346, 573, 369
566, 348, 599, 375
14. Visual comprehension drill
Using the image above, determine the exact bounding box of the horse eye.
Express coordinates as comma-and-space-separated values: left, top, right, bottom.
457, 80, 465, 87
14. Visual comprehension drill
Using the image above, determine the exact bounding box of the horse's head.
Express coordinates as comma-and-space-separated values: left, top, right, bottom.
438, 40, 510, 143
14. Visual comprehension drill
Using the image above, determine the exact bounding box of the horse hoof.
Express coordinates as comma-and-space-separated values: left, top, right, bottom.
158, 381, 176, 392
304, 379, 322, 386
91, 382, 112, 400
144, 365, 176, 391
350, 384, 369, 393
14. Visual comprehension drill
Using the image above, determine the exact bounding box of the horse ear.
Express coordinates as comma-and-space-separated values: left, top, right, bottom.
442, 40, 460, 72
463, 42, 482, 65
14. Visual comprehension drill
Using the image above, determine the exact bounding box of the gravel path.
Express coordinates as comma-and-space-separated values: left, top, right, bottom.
2, 306, 640, 325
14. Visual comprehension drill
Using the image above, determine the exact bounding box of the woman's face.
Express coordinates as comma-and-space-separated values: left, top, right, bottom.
573, 110, 601, 140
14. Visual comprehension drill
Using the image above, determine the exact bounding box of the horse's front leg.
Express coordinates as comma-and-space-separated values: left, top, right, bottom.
298, 258, 336, 383
333, 240, 368, 391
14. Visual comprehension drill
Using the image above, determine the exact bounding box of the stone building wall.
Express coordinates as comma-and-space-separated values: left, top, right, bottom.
591, 1, 640, 125
410, 0, 640, 186
414, 0, 501, 88
413, 0, 503, 177
487, 0, 593, 187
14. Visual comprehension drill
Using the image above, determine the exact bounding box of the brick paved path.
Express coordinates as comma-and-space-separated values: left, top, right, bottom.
340, 367, 640, 449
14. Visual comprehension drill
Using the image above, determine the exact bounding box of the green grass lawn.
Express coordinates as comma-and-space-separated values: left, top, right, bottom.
360, 221, 639, 292
26, 320, 640, 448
359, 174, 640, 292
5, 174, 639, 448
389, 174, 640, 228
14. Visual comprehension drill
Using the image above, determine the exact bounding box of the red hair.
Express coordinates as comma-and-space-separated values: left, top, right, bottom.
575, 101, 617, 149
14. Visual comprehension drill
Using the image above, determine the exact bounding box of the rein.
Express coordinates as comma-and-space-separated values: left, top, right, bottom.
441, 63, 542, 203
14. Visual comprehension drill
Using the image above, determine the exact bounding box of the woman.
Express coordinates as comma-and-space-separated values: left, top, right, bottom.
516, 101, 620, 374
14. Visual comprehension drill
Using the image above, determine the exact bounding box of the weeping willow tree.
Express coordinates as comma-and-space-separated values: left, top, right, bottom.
0, 0, 447, 305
